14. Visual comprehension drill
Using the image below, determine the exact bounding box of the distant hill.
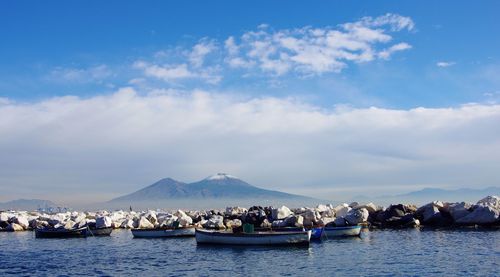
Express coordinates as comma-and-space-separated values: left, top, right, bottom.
0, 199, 59, 211
353, 186, 500, 206
109, 173, 316, 208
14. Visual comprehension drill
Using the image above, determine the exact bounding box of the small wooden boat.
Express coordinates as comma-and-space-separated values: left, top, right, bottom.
131, 227, 195, 238
322, 225, 361, 238
84, 227, 113, 237
195, 229, 311, 246
35, 227, 88, 238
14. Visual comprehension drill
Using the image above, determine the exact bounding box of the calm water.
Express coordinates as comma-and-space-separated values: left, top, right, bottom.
1, 229, 499, 276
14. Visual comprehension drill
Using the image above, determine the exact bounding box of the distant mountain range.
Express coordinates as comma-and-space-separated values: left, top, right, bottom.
353, 186, 500, 205
110, 173, 315, 206
0, 199, 59, 211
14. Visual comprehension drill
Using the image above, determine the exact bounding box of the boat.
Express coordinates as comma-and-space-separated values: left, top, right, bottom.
322, 225, 362, 238
35, 227, 88, 238
84, 227, 113, 237
195, 229, 311, 246
310, 227, 324, 240
131, 227, 195, 238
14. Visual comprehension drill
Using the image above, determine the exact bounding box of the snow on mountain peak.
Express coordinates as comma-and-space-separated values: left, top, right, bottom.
205, 173, 238, 181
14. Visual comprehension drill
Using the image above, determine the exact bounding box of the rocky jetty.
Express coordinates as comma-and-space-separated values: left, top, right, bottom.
1, 195, 499, 232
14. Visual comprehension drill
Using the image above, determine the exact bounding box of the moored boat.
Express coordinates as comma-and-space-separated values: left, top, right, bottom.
195, 229, 311, 246
131, 227, 195, 238
84, 227, 113, 237
322, 225, 361, 238
35, 227, 88, 238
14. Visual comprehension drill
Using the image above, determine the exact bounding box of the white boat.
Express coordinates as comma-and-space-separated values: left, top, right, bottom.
195, 229, 311, 246
322, 225, 361, 238
131, 227, 195, 238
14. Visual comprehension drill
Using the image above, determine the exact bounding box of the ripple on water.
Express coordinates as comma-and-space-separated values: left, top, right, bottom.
0, 229, 499, 276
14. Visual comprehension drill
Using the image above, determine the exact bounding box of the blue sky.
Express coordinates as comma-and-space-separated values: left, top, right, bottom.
0, 1, 499, 204
1, 1, 499, 107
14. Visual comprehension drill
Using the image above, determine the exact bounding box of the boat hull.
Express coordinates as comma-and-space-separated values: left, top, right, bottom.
131, 227, 195, 238
323, 225, 361, 238
195, 229, 311, 246
85, 227, 113, 237
35, 227, 87, 238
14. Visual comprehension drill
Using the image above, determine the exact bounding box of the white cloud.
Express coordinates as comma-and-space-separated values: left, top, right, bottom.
133, 14, 415, 84
437, 61, 456, 67
133, 60, 222, 85
378, 42, 412, 59
225, 14, 414, 76
188, 39, 216, 68
46, 65, 113, 83
133, 61, 194, 81
1, 88, 499, 203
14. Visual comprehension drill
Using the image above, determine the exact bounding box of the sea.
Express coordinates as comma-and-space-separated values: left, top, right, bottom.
1, 228, 498, 276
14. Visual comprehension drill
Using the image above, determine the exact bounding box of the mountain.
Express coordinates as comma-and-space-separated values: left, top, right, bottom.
352, 186, 500, 206
109, 173, 316, 207
0, 199, 59, 211
111, 178, 189, 202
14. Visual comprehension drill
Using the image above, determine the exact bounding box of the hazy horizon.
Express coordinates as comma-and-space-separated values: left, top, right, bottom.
1, 1, 499, 205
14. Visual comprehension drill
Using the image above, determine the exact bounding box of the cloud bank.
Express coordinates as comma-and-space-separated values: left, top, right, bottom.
1, 88, 499, 203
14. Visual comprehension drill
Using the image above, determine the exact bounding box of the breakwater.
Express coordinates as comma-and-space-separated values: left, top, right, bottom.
1, 195, 499, 232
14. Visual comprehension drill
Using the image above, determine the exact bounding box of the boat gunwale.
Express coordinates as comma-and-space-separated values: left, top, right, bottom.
196, 229, 311, 238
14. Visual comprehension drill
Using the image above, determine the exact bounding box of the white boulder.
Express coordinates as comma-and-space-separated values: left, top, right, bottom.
225, 207, 247, 216
456, 205, 499, 225
13, 216, 29, 229
345, 208, 369, 225
334, 204, 351, 218
225, 219, 242, 229
272, 206, 293, 220
96, 216, 112, 228
477, 195, 500, 210
6, 223, 24, 232
138, 217, 154, 229
355, 203, 380, 214
203, 215, 225, 229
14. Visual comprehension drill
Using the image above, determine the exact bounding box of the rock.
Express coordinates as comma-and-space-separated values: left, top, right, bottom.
456, 205, 499, 225
316, 204, 329, 213
271, 206, 292, 220
447, 202, 473, 222
203, 215, 225, 229
225, 219, 242, 229
13, 216, 29, 230
242, 207, 267, 226
292, 215, 304, 227
416, 201, 452, 226
271, 219, 288, 228
0, 213, 12, 223
64, 220, 76, 230
260, 219, 272, 228
345, 208, 369, 225
348, 202, 359, 208
477, 195, 500, 210
6, 223, 24, 232
355, 203, 380, 214
225, 207, 247, 216
317, 217, 335, 226
178, 215, 193, 227
301, 209, 320, 226
138, 217, 154, 229
96, 216, 112, 228
121, 219, 136, 229
334, 204, 351, 218
158, 215, 178, 227
333, 217, 348, 227
144, 211, 157, 225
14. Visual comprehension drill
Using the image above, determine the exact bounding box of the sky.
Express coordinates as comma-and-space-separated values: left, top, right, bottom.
0, 1, 499, 205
